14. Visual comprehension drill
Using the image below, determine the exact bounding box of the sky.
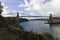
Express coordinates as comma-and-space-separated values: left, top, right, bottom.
0, 0, 60, 17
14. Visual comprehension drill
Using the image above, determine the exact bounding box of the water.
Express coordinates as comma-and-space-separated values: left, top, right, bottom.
52, 24, 60, 40
20, 20, 50, 34
20, 20, 60, 40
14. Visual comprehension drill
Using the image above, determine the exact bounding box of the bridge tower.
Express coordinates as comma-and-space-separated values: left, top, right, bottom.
48, 14, 53, 24
16, 12, 20, 26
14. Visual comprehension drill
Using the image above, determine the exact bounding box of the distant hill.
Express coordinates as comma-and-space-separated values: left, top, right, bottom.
29, 18, 49, 21
19, 18, 28, 23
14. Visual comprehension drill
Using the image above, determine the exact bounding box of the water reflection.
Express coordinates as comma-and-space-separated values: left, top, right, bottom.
20, 20, 49, 34
51, 24, 60, 39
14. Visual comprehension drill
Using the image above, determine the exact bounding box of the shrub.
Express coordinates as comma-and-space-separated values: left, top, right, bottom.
42, 32, 54, 40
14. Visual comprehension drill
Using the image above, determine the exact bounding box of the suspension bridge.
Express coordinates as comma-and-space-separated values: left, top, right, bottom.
19, 14, 60, 24
3, 12, 60, 24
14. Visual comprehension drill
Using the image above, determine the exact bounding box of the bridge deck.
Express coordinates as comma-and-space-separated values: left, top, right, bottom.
20, 16, 49, 17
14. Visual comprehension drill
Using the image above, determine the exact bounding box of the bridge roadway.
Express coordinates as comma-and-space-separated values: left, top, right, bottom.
19, 15, 60, 24
19, 16, 49, 21
20, 16, 49, 17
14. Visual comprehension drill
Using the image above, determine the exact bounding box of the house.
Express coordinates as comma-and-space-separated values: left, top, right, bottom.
48, 14, 60, 24
52, 17, 60, 23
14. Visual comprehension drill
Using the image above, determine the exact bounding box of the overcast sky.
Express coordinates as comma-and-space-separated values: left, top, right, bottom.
0, 0, 60, 17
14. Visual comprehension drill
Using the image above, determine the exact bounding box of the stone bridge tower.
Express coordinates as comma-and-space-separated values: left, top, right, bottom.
48, 14, 53, 24
16, 12, 20, 26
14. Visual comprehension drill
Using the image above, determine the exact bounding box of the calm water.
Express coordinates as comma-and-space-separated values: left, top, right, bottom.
20, 20, 50, 34
20, 20, 60, 39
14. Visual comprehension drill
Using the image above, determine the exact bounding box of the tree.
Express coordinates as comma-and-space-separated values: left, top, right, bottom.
0, 2, 3, 14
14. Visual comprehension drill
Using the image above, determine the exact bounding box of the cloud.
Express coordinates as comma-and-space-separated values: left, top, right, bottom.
1, 2, 22, 17
1, 0, 60, 17
19, 0, 29, 8
18, 0, 60, 16
19, 4, 25, 7
24, 0, 29, 7
29, 12, 35, 16
42, 0, 60, 16
1, 3, 9, 15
